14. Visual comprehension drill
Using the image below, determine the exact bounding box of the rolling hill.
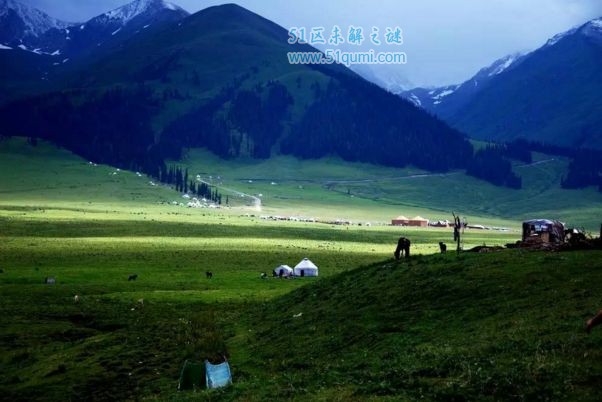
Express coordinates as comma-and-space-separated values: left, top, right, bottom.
236, 250, 602, 400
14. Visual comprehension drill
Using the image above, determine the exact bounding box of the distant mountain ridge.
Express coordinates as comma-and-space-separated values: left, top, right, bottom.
401, 52, 526, 119
401, 17, 602, 149
0, 0, 73, 50
0, 0, 190, 103
0, 0, 189, 57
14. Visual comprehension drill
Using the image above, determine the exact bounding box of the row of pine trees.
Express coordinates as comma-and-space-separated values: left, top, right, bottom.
158, 164, 224, 204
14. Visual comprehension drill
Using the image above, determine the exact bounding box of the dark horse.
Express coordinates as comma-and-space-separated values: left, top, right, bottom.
586, 310, 602, 333
394, 237, 411, 260
206, 271, 213, 279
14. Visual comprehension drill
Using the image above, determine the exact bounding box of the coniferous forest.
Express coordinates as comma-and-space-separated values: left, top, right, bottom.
2, 81, 599, 191
158, 165, 222, 204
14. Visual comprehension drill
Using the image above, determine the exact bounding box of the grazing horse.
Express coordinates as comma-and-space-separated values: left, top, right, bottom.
394, 237, 411, 260
128, 274, 138, 281
206, 271, 213, 279
439, 242, 447, 254
586, 310, 602, 333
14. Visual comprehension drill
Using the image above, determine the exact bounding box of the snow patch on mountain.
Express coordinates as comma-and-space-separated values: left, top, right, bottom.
432, 88, 455, 100
409, 94, 421, 107
14, 42, 60, 56
545, 27, 578, 47
0, 43, 11, 49
101, 0, 185, 25
164, 2, 178, 11
488, 54, 519, 76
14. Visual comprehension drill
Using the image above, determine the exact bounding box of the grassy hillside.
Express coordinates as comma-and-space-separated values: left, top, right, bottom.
232, 250, 602, 401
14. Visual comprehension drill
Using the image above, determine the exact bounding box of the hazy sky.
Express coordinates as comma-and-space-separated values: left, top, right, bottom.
21, 0, 602, 87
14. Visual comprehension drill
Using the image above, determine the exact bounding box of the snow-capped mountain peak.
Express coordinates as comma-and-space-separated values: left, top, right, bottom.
0, 0, 74, 38
100, 0, 185, 25
1, 0, 189, 59
400, 52, 525, 112
581, 16, 602, 41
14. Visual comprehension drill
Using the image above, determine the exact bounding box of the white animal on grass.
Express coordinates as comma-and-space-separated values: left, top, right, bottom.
74, 295, 80, 303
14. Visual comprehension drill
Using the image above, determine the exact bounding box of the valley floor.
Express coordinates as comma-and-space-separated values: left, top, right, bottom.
1, 212, 601, 401
1, 138, 601, 400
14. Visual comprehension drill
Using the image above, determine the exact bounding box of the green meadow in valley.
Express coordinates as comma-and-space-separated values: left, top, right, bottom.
1, 138, 601, 401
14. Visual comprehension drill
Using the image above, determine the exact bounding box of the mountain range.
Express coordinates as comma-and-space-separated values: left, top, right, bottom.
402, 17, 602, 149
0, 0, 188, 57
1, 0, 599, 190
402, 52, 525, 119
0, 0, 190, 103
0, 0, 72, 48
0, 0, 472, 178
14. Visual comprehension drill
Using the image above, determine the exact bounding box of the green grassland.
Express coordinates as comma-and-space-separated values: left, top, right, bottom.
1, 137, 602, 400
179, 148, 601, 230
2, 137, 600, 230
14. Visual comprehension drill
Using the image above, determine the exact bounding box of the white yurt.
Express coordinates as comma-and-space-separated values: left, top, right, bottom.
273, 264, 293, 277
294, 258, 319, 277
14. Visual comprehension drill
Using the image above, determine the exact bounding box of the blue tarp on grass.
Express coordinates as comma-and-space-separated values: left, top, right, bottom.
205, 360, 232, 389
